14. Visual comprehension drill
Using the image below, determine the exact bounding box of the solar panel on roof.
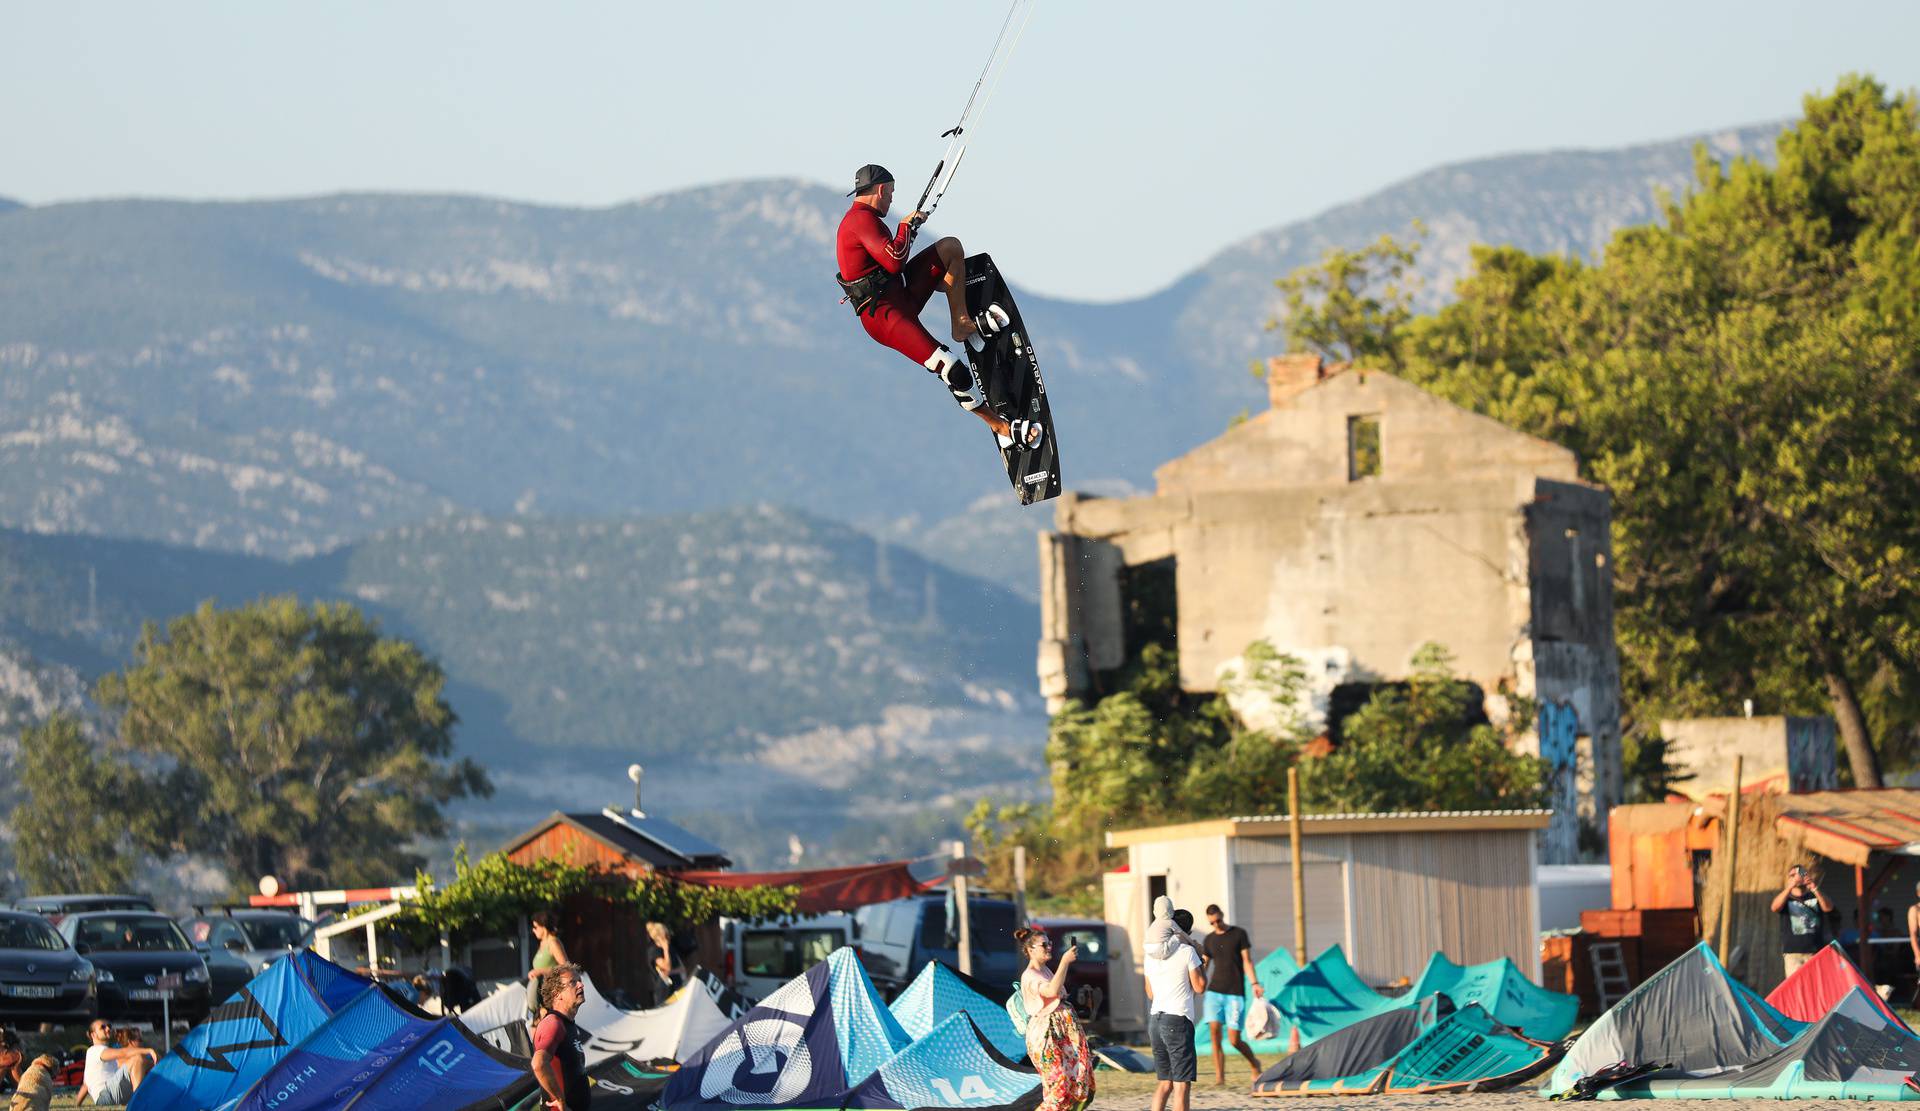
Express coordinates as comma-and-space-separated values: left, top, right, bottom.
602, 809, 729, 862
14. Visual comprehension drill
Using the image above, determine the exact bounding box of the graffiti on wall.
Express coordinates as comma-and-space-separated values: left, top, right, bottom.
1538, 700, 1581, 864
1786, 717, 1839, 792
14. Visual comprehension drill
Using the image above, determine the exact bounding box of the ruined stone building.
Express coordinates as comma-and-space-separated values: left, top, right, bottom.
1037, 355, 1623, 862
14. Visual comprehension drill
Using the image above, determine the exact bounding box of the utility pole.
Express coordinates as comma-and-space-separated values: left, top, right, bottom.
953, 841, 973, 975
1717, 756, 1743, 965
1288, 766, 1306, 1054
1013, 845, 1029, 927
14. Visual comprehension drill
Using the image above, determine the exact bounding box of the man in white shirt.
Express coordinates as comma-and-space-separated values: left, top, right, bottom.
1144, 907, 1207, 1111
82, 1020, 155, 1104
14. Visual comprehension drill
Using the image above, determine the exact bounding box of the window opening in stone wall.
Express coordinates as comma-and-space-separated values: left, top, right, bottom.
1347, 414, 1381, 480
1120, 557, 1178, 656
1092, 556, 1178, 695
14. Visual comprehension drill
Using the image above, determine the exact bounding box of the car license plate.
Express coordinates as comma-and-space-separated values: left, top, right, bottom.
129, 989, 164, 1000
5, 985, 58, 999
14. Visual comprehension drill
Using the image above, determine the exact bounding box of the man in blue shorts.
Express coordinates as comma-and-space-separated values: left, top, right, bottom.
1199, 904, 1264, 1085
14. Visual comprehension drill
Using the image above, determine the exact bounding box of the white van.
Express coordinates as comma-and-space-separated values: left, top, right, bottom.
722, 913, 853, 1002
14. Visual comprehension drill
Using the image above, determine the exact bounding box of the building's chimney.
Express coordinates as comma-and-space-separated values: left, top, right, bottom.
1266, 353, 1326, 409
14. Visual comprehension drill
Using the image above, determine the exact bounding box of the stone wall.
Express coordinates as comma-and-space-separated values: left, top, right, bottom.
1036, 361, 1625, 861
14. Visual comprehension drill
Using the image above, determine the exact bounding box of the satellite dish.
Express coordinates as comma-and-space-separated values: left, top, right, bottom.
627, 764, 644, 783
258, 875, 281, 898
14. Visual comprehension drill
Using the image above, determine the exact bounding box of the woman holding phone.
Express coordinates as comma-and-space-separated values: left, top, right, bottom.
1016, 926, 1095, 1111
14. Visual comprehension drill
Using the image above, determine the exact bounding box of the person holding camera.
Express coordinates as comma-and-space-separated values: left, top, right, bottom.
1016, 926, 1094, 1111
1771, 864, 1835, 975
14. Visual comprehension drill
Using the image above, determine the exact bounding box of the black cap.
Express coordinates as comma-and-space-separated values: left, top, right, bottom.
848, 164, 894, 196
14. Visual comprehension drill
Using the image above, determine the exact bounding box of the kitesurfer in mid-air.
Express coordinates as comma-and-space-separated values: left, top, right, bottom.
836, 164, 1042, 448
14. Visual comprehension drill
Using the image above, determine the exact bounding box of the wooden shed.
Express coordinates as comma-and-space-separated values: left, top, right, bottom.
501, 807, 733, 999
1102, 809, 1550, 1033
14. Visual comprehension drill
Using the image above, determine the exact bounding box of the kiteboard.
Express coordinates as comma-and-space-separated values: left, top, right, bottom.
963, 252, 1060, 505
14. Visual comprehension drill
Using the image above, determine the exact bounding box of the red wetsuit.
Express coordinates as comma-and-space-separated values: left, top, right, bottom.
836, 201, 953, 365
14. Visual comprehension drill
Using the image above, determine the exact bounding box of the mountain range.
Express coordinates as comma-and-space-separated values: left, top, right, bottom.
0, 121, 1782, 869
0, 508, 1046, 874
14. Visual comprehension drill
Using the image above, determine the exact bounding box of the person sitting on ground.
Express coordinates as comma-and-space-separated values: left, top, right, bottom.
8, 1055, 58, 1111
0, 1027, 24, 1087
81, 1020, 155, 1104
411, 973, 444, 1014
530, 963, 592, 1111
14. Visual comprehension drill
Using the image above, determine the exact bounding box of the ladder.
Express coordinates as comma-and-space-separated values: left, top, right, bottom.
1590, 941, 1632, 1010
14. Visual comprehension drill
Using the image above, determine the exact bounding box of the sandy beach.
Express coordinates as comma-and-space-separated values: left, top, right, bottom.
1086, 1069, 1870, 1111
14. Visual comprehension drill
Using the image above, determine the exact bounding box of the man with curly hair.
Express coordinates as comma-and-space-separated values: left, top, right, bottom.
531, 963, 593, 1110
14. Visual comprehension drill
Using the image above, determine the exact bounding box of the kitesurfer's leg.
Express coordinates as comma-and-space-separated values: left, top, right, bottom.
923, 346, 1038, 445
901, 239, 977, 345
863, 300, 1039, 447
933, 237, 976, 345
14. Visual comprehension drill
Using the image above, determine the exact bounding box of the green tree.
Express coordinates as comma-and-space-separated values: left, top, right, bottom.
1300, 645, 1546, 813
10, 713, 140, 892
393, 846, 796, 942
1268, 227, 1424, 369
1277, 76, 1920, 787
981, 639, 1547, 906
95, 596, 492, 888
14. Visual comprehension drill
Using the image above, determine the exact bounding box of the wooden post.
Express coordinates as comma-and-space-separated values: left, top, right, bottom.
1855, 865, 1869, 970
1289, 768, 1306, 963
953, 841, 973, 976
1288, 766, 1305, 1053
1013, 845, 1029, 928
1717, 755, 1743, 965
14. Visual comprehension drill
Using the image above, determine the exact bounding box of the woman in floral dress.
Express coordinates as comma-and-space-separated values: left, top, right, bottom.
1017, 926, 1095, 1111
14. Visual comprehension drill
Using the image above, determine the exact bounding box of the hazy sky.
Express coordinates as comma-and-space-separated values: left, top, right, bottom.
5, 2, 1918, 301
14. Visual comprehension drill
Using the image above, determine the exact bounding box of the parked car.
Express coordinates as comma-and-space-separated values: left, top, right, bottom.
58, 912, 212, 1026
723, 914, 852, 1001
852, 894, 1023, 998
177, 909, 312, 965
0, 909, 96, 1026
1036, 916, 1109, 1020
11, 894, 155, 928
177, 908, 313, 996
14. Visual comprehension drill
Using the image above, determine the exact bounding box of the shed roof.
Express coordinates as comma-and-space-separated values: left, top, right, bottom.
1106, 809, 1553, 849
1764, 789, 1920, 868
502, 808, 733, 870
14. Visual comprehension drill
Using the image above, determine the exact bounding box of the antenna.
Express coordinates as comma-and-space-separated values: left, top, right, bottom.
627, 763, 645, 816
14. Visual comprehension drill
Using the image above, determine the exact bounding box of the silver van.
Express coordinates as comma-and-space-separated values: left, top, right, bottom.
723, 913, 852, 1002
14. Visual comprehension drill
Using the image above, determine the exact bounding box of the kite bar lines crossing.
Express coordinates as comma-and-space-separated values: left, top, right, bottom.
830, 0, 1057, 503
913, 0, 1040, 225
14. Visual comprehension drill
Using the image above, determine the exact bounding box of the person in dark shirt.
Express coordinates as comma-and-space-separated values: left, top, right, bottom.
1198, 904, 1264, 1085
531, 963, 593, 1110
1771, 864, 1834, 976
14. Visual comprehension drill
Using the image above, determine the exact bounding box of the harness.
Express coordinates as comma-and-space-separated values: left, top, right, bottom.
835, 268, 894, 316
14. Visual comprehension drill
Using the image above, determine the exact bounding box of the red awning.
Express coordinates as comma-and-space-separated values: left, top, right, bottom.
674, 859, 949, 914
